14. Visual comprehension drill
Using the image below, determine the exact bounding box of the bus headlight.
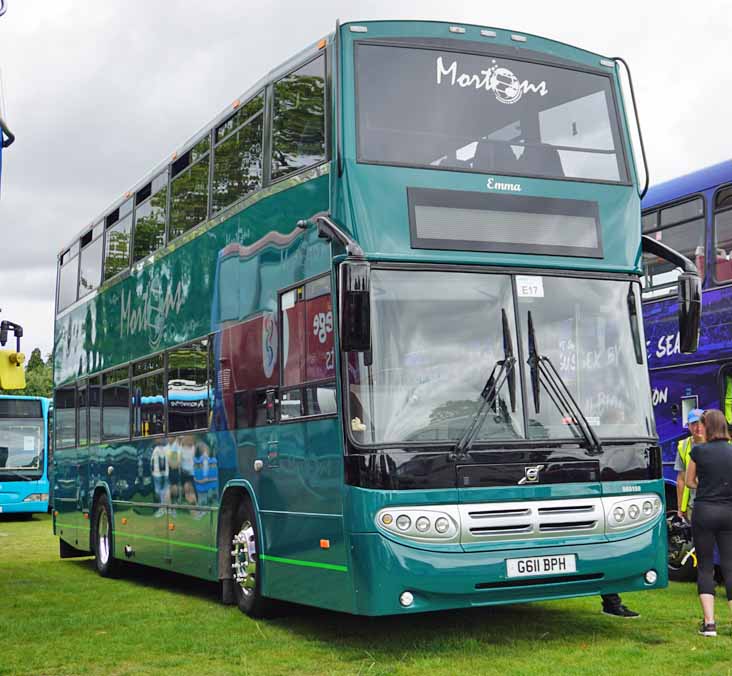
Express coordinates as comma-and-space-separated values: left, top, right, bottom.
23, 493, 48, 502
376, 506, 459, 542
604, 494, 662, 531
396, 515, 411, 531
415, 517, 430, 532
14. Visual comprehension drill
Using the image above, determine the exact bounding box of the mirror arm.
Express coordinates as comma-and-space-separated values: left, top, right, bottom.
641, 235, 698, 275
298, 212, 364, 258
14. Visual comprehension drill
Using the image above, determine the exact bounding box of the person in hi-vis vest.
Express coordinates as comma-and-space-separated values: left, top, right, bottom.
675, 408, 706, 521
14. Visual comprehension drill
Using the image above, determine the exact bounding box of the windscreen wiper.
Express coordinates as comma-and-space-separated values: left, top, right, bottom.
526, 311, 602, 455
454, 309, 516, 457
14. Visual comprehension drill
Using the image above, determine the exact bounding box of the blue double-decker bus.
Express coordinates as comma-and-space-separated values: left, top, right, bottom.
0, 395, 52, 514
642, 161, 732, 576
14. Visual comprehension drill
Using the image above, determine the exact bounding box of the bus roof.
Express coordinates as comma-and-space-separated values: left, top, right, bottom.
0, 395, 50, 402
643, 160, 732, 210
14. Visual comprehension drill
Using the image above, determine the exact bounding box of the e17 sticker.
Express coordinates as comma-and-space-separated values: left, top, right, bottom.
516, 276, 544, 298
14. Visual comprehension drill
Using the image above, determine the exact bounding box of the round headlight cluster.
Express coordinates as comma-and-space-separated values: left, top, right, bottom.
608, 494, 662, 528
377, 508, 457, 540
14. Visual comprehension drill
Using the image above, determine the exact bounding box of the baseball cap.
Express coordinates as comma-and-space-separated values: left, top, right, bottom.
687, 408, 704, 424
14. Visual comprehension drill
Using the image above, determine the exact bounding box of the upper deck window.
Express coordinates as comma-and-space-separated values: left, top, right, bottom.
57, 251, 79, 312
271, 55, 326, 181
133, 173, 168, 263
642, 196, 705, 298
212, 93, 264, 213
104, 198, 134, 281
714, 185, 732, 283
79, 222, 104, 298
356, 44, 628, 184
170, 137, 211, 242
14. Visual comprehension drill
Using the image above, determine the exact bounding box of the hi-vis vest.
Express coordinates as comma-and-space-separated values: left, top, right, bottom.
677, 436, 693, 512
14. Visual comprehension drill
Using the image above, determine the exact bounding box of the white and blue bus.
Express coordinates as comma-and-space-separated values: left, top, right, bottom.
0, 395, 51, 514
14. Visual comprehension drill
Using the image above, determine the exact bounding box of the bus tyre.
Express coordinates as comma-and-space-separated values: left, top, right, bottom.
231, 500, 272, 618
93, 494, 119, 577
668, 558, 697, 582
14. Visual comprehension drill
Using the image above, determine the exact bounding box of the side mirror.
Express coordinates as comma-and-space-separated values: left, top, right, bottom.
678, 272, 701, 353
339, 260, 371, 352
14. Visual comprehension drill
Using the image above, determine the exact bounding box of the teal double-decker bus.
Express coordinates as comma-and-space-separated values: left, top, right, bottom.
52, 20, 701, 617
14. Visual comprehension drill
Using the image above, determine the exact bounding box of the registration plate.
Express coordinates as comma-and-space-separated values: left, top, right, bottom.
506, 554, 576, 578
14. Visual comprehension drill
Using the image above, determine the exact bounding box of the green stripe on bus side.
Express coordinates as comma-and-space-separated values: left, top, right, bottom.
57, 524, 344, 569
57, 523, 216, 552
260, 554, 348, 573
111, 531, 217, 552
56, 521, 90, 531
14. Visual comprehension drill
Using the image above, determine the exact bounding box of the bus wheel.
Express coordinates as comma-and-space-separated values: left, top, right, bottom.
231, 501, 272, 617
93, 495, 119, 577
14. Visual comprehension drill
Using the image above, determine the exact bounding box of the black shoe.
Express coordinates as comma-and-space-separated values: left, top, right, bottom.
602, 604, 640, 618
698, 621, 717, 637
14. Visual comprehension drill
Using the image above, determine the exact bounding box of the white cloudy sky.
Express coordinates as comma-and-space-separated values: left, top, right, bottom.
0, 0, 730, 360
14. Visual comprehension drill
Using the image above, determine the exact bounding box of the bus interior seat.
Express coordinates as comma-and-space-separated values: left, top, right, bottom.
716, 248, 732, 281
473, 141, 564, 176
473, 141, 517, 173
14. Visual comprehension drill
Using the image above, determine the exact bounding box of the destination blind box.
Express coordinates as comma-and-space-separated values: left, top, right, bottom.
407, 187, 602, 258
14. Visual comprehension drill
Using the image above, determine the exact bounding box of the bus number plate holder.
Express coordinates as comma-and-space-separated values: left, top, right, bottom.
506, 554, 576, 578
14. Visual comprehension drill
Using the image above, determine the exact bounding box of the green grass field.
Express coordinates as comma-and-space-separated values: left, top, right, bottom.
0, 515, 730, 676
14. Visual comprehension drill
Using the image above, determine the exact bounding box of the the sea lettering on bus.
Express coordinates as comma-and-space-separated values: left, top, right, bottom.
654, 332, 681, 359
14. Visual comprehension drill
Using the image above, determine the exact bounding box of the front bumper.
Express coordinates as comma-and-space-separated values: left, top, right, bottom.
349, 518, 667, 615
0, 500, 48, 514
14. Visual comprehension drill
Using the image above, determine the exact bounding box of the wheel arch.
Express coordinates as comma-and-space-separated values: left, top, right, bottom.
216, 480, 263, 581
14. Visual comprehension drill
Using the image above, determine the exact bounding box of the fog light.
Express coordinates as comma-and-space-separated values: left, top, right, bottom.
416, 517, 430, 532
645, 569, 658, 585
435, 517, 449, 533
613, 506, 625, 523
642, 500, 653, 516
628, 504, 640, 520
399, 591, 414, 607
396, 515, 411, 531
381, 513, 393, 525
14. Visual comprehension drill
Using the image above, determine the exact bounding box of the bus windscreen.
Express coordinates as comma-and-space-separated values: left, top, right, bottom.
356, 43, 628, 183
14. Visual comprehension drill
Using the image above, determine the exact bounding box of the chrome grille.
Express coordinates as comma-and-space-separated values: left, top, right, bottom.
459, 498, 605, 544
